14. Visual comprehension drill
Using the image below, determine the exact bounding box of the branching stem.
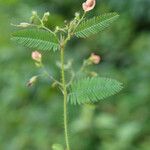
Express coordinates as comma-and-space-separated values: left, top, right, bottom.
59, 13, 87, 150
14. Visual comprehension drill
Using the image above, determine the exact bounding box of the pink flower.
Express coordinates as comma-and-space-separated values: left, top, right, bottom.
90, 53, 101, 64
32, 51, 42, 62
82, 0, 96, 12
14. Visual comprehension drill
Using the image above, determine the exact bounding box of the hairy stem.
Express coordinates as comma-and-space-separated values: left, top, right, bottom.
59, 13, 87, 149
60, 45, 70, 150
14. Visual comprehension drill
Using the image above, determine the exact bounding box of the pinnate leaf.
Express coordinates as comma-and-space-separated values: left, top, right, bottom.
11, 29, 59, 51
75, 12, 119, 38
68, 77, 123, 105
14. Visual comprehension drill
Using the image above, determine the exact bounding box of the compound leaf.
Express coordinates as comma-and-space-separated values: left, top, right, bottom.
11, 29, 59, 51
75, 13, 119, 38
68, 77, 123, 105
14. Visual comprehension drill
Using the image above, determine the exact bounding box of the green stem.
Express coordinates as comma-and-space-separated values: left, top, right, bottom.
59, 13, 86, 149
60, 45, 70, 150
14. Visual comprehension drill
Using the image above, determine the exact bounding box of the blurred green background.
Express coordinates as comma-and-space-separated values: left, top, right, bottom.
0, 0, 150, 150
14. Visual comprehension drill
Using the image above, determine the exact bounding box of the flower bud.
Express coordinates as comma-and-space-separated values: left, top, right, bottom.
75, 12, 80, 20
56, 26, 59, 30
89, 53, 101, 64
52, 144, 63, 150
32, 51, 42, 62
27, 76, 38, 87
82, 0, 96, 12
90, 71, 98, 77
32, 11, 37, 16
30, 11, 38, 23
42, 12, 50, 22
18, 22, 31, 28
44, 12, 50, 17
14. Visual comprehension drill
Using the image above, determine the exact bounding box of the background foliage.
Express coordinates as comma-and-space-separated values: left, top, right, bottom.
0, 0, 150, 150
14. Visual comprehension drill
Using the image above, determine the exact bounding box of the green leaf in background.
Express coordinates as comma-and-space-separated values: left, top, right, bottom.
52, 144, 64, 150
68, 77, 123, 105
11, 29, 59, 51
75, 13, 119, 38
